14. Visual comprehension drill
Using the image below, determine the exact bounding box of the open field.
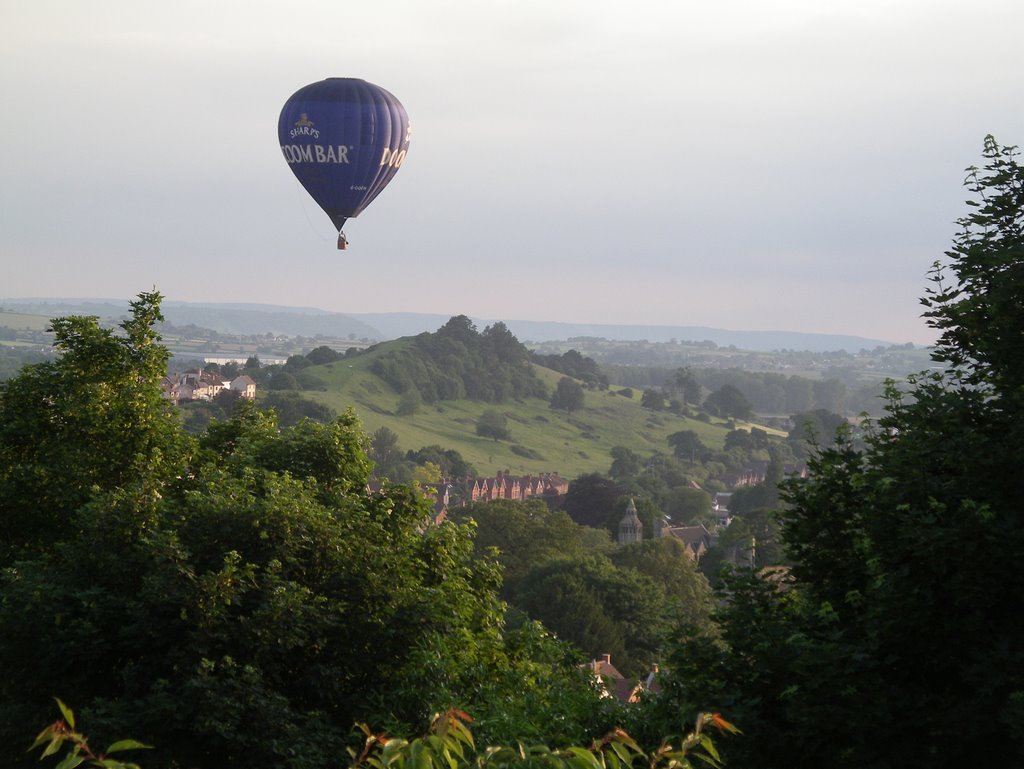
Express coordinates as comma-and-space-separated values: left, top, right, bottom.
0, 311, 52, 332
291, 346, 739, 478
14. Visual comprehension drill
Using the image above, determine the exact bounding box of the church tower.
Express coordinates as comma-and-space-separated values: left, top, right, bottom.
618, 498, 643, 544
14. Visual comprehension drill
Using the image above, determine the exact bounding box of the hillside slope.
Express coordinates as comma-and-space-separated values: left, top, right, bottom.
295, 342, 735, 478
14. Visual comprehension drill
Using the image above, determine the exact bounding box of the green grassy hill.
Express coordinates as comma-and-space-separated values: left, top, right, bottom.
291, 341, 738, 478
0, 310, 52, 333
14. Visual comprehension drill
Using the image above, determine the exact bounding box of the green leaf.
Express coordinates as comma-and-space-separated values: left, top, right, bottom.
41, 736, 65, 759
564, 747, 600, 769
105, 740, 152, 754
566, 755, 599, 769
408, 740, 431, 769
565, 747, 595, 760
607, 740, 631, 765
54, 753, 85, 769
56, 698, 76, 729
28, 726, 56, 752
697, 733, 719, 760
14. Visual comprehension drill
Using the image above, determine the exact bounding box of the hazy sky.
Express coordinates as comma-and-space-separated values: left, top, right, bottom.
2, 0, 1020, 344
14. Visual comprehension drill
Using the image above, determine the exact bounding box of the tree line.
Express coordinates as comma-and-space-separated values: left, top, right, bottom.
604, 364, 862, 415
371, 316, 547, 403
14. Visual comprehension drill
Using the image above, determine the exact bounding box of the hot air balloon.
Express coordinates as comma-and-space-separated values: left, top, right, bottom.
278, 78, 411, 249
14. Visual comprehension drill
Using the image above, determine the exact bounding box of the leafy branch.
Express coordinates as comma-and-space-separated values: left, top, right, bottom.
29, 702, 737, 769
349, 709, 739, 769
28, 699, 150, 769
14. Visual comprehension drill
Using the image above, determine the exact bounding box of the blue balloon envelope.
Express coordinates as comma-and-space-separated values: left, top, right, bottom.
278, 78, 411, 246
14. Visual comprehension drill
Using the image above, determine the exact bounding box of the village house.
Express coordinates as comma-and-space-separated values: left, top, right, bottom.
617, 498, 714, 561
584, 653, 661, 703
712, 492, 733, 527
449, 470, 568, 506
228, 374, 257, 399
389, 471, 571, 526
725, 461, 807, 488
660, 523, 713, 561
160, 369, 257, 405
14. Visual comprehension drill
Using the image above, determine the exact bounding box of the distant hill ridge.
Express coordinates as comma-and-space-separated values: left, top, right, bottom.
0, 298, 895, 353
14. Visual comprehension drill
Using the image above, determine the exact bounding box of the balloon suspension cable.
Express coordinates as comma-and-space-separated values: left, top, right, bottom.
337, 231, 349, 250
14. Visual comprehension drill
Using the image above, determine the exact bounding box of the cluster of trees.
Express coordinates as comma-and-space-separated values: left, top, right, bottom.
0, 346, 50, 380
639, 136, 1024, 766
368, 426, 478, 484
446, 499, 713, 677
371, 317, 547, 404
607, 364, 860, 416
633, 378, 756, 423
221, 345, 349, 391
0, 295, 616, 768
182, 390, 339, 434
530, 349, 608, 389
663, 407, 846, 476
694, 368, 848, 415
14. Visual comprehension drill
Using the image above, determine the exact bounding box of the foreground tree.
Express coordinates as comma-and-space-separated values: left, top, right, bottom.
653, 136, 1024, 767
0, 406, 517, 768
0, 292, 187, 563
405, 445, 476, 478
305, 344, 343, 365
